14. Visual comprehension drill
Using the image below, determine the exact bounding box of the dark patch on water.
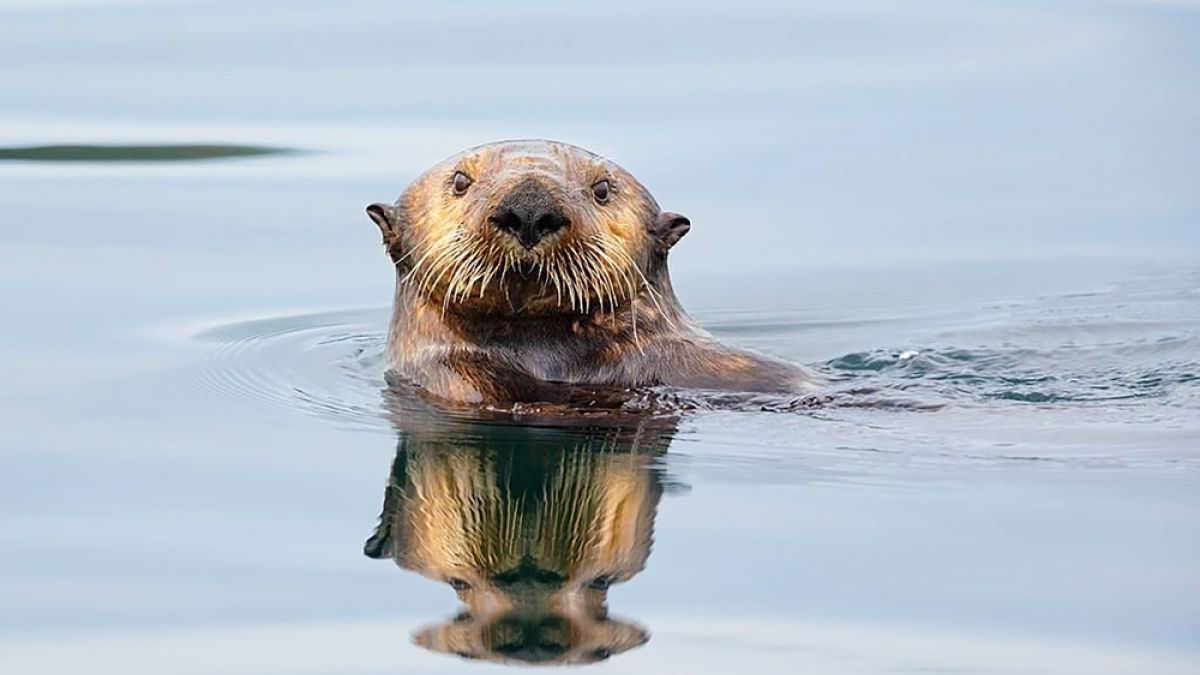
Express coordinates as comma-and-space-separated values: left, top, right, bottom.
0, 144, 294, 162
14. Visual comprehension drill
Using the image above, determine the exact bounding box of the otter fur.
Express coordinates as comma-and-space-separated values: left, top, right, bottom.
367, 140, 817, 405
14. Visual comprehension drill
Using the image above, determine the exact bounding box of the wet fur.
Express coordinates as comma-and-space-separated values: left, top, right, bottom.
369, 140, 817, 405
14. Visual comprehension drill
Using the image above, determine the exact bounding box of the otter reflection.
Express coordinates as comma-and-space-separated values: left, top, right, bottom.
365, 415, 674, 665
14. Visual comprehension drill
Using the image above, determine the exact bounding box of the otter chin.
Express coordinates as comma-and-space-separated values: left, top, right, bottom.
367, 139, 818, 405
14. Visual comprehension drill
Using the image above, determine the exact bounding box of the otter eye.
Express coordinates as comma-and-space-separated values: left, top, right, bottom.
588, 575, 612, 590
448, 578, 471, 591
452, 171, 472, 195
592, 647, 612, 661
591, 179, 610, 203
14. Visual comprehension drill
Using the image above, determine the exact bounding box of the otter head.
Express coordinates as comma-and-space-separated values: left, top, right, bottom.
366, 140, 690, 316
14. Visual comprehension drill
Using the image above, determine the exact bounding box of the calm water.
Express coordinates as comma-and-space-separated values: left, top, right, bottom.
2, 1, 1199, 673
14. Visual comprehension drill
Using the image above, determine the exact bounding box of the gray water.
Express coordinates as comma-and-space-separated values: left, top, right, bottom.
2, 1, 1199, 673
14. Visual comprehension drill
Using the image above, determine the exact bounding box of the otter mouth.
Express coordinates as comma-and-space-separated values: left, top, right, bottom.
406, 233, 651, 317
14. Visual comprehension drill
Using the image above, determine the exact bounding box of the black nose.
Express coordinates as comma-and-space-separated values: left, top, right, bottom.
489, 179, 570, 249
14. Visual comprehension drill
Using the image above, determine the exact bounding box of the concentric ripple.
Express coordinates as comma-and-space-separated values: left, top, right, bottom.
178, 308, 392, 431
169, 270, 1200, 470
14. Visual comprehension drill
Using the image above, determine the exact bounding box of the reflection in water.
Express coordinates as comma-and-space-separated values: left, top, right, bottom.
365, 400, 676, 665
0, 144, 292, 162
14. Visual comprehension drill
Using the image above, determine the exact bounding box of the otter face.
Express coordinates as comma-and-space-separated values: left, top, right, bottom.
367, 140, 690, 316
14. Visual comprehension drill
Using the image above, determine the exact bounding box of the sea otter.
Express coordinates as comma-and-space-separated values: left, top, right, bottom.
367, 140, 817, 405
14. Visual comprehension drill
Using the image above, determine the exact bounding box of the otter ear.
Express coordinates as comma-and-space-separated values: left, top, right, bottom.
653, 211, 691, 252
366, 202, 403, 247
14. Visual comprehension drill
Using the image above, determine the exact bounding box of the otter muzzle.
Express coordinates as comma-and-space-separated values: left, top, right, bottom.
488, 179, 571, 250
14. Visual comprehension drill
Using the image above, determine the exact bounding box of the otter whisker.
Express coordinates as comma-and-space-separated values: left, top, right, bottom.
583, 242, 612, 314
588, 234, 633, 302
589, 233, 637, 301
423, 250, 460, 300
599, 258, 620, 315
453, 240, 488, 302
460, 247, 489, 299
552, 246, 575, 311
556, 246, 576, 312
562, 247, 578, 311
470, 258, 499, 301
441, 255, 471, 314
403, 246, 438, 285
391, 246, 420, 270
476, 243, 503, 299
462, 242, 496, 302
498, 252, 514, 292
635, 268, 678, 332
437, 239, 483, 313
580, 237, 614, 314
407, 228, 460, 278
412, 230, 466, 295
596, 236, 674, 331
449, 262, 475, 304
580, 247, 602, 315
476, 256, 501, 299
586, 247, 607, 313
571, 248, 588, 313
564, 244, 587, 313
550, 250, 566, 307
576, 244, 600, 312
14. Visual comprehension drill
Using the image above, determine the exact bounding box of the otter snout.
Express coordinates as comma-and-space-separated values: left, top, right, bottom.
489, 178, 570, 250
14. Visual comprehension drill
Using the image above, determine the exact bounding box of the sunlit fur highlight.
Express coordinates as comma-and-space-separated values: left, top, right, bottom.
390, 140, 666, 322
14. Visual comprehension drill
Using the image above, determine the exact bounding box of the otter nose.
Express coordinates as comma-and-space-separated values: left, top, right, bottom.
489, 179, 570, 249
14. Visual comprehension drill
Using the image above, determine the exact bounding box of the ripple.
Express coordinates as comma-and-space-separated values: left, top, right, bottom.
174, 308, 1200, 421
822, 343, 1200, 406
167, 298, 1200, 472
176, 308, 391, 431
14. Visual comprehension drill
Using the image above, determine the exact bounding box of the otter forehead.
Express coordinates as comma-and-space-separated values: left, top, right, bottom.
420, 139, 629, 188
466, 139, 600, 163
456, 139, 605, 168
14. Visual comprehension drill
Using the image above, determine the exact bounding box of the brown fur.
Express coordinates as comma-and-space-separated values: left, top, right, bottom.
368, 140, 817, 405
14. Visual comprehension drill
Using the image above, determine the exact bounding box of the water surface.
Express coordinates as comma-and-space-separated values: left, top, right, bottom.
1, 1, 1198, 673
